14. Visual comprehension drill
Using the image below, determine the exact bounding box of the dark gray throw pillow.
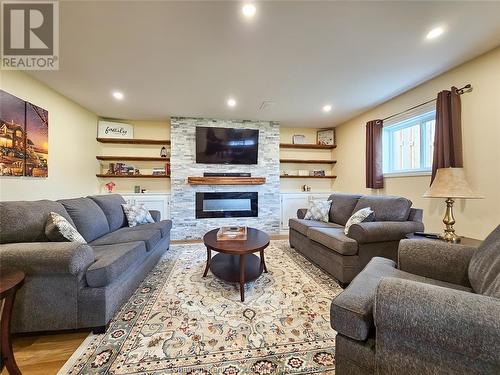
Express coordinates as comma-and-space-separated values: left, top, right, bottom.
45, 212, 87, 243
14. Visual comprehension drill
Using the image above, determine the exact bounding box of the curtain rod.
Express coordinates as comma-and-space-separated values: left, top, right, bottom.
382, 84, 472, 122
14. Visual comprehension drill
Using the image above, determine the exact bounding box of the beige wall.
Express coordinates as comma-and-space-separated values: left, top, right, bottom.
333, 47, 500, 240
97, 119, 171, 193
0, 71, 100, 201
280, 127, 337, 192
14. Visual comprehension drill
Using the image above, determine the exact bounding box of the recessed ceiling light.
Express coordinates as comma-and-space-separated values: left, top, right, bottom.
112, 91, 124, 100
323, 104, 332, 113
242, 3, 256, 18
426, 27, 444, 40
227, 98, 237, 107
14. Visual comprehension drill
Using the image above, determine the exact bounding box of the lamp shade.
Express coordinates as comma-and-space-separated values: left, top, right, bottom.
423, 168, 483, 199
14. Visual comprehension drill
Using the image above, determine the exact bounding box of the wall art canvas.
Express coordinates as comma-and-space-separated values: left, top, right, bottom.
0, 90, 48, 177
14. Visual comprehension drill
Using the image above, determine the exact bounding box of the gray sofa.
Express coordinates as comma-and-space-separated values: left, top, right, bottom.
331, 225, 500, 374
289, 193, 424, 285
0, 194, 172, 333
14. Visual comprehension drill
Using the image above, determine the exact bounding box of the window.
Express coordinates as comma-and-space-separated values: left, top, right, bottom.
383, 111, 436, 175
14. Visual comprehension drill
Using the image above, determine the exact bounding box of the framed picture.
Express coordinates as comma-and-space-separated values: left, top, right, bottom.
292, 134, 306, 144
0, 90, 48, 177
317, 129, 335, 146
98, 120, 134, 139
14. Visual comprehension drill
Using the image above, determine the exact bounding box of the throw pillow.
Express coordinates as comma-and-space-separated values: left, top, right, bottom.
344, 207, 374, 235
45, 212, 87, 243
122, 203, 155, 227
304, 200, 332, 222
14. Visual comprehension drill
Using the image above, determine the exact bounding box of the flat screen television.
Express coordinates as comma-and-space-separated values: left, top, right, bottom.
196, 126, 259, 164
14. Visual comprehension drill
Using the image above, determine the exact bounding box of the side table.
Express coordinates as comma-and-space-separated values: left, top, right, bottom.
0, 269, 25, 375
405, 234, 482, 247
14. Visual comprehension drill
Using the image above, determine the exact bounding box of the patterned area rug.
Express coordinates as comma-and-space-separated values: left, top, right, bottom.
61, 240, 342, 374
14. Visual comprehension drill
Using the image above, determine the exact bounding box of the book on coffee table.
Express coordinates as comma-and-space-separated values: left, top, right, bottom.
217, 226, 247, 241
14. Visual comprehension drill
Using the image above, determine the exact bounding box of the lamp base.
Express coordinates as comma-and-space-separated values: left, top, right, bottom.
440, 197, 461, 243
439, 231, 461, 243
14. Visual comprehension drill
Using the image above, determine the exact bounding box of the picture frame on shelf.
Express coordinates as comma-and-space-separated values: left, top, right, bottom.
292, 134, 306, 144
317, 129, 335, 146
312, 170, 326, 177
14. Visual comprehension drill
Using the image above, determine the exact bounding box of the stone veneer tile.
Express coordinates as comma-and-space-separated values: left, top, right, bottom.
170, 117, 280, 240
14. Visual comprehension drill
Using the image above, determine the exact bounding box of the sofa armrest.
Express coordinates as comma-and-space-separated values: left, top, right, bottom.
398, 239, 476, 287
297, 208, 308, 219
348, 221, 424, 243
0, 242, 95, 276
375, 278, 500, 371
149, 210, 161, 222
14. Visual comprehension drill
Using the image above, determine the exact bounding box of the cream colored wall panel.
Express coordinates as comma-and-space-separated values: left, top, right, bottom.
0, 71, 99, 201
333, 47, 500, 239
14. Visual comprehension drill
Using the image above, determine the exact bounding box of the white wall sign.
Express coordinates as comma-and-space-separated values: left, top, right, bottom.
98, 121, 134, 139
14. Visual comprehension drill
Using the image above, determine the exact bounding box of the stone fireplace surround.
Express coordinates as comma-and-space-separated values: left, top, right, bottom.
170, 117, 280, 240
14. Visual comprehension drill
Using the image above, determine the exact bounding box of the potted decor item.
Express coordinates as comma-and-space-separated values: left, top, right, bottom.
105, 181, 116, 193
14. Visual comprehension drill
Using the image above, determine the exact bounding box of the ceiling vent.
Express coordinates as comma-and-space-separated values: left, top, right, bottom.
259, 101, 276, 110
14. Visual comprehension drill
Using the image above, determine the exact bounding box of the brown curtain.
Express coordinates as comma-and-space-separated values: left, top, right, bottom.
431, 87, 463, 183
366, 119, 384, 189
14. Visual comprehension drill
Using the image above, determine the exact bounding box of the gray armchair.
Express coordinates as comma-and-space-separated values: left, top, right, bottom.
331, 225, 500, 374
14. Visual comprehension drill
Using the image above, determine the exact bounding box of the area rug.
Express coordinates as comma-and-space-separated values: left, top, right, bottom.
60, 240, 342, 374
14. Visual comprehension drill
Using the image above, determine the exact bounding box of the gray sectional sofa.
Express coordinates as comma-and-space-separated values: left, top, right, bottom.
0, 194, 172, 333
331, 225, 500, 374
289, 193, 424, 285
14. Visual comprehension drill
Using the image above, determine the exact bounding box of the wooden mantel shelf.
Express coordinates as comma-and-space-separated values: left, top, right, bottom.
187, 176, 266, 185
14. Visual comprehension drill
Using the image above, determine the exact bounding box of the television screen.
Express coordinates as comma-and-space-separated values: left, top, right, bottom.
196, 126, 259, 164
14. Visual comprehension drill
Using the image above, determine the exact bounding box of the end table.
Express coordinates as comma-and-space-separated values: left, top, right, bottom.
1, 269, 25, 375
405, 234, 482, 247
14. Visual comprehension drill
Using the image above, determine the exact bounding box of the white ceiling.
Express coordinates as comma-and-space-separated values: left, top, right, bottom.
28, 1, 500, 127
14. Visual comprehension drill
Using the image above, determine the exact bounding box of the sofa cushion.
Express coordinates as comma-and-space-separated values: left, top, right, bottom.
304, 200, 332, 222
331, 257, 472, 341
0, 200, 76, 244
469, 225, 500, 298
89, 194, 127, 232
328, 193, 363, 226
45, 212, 87, 243
122, 203, 155, 227
344, 207, 374, 235
90, 228, 162, 251
125, 220, 172, 238
353, 195, 412, 222
289, 218, 342, 236
86, 241, 147, 287
59, 198, 110, 242
308, 227, 358, 256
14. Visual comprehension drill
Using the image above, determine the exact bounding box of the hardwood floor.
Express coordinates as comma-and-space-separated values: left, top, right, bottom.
1, 332, 89, 375
3, 235, 290, 374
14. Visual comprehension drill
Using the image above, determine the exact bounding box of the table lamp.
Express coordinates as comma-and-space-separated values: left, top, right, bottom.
423, 168, 482, 243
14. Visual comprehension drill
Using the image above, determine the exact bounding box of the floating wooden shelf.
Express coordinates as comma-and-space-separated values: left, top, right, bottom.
96, 138, 170, 145
280, 159, 337, 164
96, 156, 169, 162
96, 174, 170, 178
187, 176, 266, 185
280, 175, 337, 179
280, 143, 336, 150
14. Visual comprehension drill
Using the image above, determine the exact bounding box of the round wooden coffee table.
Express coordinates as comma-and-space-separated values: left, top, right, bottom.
203, 227, 270, 302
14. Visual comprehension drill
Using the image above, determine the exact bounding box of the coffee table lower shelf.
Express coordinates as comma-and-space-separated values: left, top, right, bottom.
210, 253, 263, 283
